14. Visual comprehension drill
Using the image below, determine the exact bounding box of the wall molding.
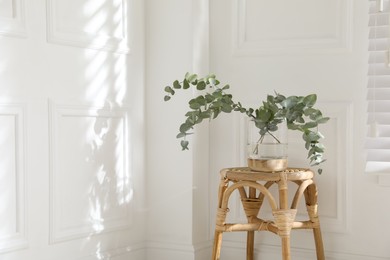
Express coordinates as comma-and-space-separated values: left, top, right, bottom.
0, 0, 27, 38
49, 101, 132, 244
46, 0, 130, 54
0, 103, 28, 253
232, 0, 353, 55
146, 240, 213, 259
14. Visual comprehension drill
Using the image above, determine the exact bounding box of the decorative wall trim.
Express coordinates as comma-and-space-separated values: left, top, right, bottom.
0, 104, 28, 253
232, 0, 353, 55
46, 0, 130, 54
232, 102, 352, 234
0, 0, 27, 38
49, 101, 132, 243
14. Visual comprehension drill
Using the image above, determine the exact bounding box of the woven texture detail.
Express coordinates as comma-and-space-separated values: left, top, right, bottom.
242, 198, 262, 218
272, 209, 297, 237
216, 208, 228, 228
307, 204, 319, 223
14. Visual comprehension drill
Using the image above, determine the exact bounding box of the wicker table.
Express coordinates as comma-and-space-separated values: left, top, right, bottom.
211, 167, 325, 260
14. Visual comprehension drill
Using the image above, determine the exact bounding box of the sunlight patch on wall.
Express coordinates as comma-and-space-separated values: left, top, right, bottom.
49, 103, 133, 243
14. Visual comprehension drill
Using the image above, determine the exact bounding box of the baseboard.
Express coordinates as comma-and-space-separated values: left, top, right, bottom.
146, 240, 196, 260
145, 240, 213, 260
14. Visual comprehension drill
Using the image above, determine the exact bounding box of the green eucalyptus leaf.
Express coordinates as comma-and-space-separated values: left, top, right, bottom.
281, 96, 298, 108
189, 100, 201, 110
179, 123, 192, 133
176, 132, 186, 138
296, 116, 305, 123
197, 81, 206, 90
196, 96, 207, 106
173, 80, 181, 89
205, 93, 215, 103
207, 74, 216, 79
186, 73, 198, 83
314, 146, 324, 153
274, 93, 286, 103
287, 123, 300, 130
303, 121, 318, 129
212, 89, 223, 98
181, 140, 189, 150
183, 79, 190, 89
164, 86, 175, 95
221, 103, 233, 113
306, 131, 321, 141
195, 117, 203, 124
200, 111, 211, 119
213, 108, 221, 119
185, 111, 200, 117
258, 109, 272, 122
303, 94, 317, 107
208, 78, 216, 85
304, 108, 318, 116
317, 117, 330, 124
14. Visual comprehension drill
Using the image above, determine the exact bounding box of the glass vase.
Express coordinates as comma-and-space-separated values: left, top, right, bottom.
247, 119, 288, 172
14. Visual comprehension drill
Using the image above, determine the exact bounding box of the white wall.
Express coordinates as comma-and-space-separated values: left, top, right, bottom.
145, 0, 212, 259
145, 0, 194, 258
0, 0, 146, 259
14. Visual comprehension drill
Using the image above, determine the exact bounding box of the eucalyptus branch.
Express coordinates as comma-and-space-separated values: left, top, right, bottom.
164, 73, 330, 173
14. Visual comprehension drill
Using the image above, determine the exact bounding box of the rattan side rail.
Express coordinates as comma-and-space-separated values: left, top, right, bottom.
211, 167, 325, 260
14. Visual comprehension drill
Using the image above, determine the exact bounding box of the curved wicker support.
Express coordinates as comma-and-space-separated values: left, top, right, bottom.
221, 181, 278, 212
291, 179, 314, 209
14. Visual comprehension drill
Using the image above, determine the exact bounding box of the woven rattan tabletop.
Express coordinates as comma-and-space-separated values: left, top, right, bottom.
220, 167, 314, 182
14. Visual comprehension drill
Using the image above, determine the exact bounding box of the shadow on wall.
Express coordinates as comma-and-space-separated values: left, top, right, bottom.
77, 0, 133, 258
81, 103, 133, 258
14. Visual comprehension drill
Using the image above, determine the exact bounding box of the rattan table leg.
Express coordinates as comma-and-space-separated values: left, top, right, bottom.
313, 226, 325, 260
305, 183, 325, 260
212, 230, 223, 260
246, 231, 254, 260
281, 237, 291, 260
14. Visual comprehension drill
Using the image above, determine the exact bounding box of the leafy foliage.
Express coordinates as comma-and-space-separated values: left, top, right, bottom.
164, 73, 329, 173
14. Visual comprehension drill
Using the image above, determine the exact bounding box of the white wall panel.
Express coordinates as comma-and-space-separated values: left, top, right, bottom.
46, 0, 130, 53
233, 0, 352, 55
0, 104, 27, 253
0, 0, 27, 37
49, 102, 132, 243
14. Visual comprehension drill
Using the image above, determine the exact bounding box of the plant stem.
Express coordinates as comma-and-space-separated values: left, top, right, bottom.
266, 131, 281, 144
252, 130, 281, 155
